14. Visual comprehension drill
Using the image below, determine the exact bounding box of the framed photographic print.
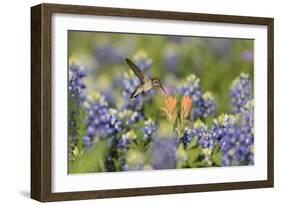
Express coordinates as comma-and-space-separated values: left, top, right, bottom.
31, 3, 274, 202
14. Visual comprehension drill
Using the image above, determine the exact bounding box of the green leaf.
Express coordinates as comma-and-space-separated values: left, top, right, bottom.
211, 144, 222, 166
69, 140, 109, 173
76, 107, 86, 152
186, 137, 201, 167
184, 136, 214, 168
186, 147, 201, 167
188, 136, 199, 149
205, 117, 213, 128
112, 158, 121, 172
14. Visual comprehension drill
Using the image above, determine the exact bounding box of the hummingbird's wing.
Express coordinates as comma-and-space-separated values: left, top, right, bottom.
125, 58, 149, 83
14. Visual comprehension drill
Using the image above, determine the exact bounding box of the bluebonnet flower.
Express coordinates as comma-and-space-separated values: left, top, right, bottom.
178, 75, 217, 120
180, 120, 216, 149
82, 135, 92, 148
69, 64, 87, 103
240, 100, 254, 128
211, 114, 254, 166
68, 63, 87, 147
226, 74, 254, 165
116, 131, 138, 171
151, 137, 177, 169
179, 128, 194, 148
229, 73, 252, 113
119, 109, 143, 126
194, 121, 216, 149
142, 119, 156, 141
118, 134, 130, 150
180, 122, 215, 166
83, 92, 123, 147
202, 92, 216, 118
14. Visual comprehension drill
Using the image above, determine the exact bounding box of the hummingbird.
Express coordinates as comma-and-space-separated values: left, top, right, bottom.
125, 58, 166, 99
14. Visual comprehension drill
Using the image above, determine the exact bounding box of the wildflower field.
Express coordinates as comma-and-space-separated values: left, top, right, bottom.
68, 31, 254, 173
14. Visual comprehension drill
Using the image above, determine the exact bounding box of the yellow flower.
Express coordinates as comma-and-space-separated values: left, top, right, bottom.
161, 96, 177, 122
180, 96, 192, 120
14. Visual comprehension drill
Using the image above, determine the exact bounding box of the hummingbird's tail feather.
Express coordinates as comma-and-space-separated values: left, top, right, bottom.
130, 92, 138, 99
130, 86, 140, 99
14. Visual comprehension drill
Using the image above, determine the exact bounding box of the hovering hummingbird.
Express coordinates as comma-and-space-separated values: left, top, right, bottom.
125, 58, 166, 99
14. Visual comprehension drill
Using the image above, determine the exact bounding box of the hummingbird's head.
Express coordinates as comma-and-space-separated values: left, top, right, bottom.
152, 78, 161, 86
152, 78, 166, 94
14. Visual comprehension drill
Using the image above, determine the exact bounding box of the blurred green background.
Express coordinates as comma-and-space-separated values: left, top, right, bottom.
68, 31, 253, 114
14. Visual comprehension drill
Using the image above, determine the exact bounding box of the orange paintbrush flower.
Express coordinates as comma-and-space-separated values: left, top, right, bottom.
161, 96, 177, 122
180, 96, 192, 120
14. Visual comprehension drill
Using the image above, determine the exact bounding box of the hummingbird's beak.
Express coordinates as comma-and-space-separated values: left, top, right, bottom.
159, 84, 166, 94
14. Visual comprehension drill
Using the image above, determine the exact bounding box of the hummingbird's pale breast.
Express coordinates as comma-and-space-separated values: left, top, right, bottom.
142, 81, 153, 92
131, 81, 153, 99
